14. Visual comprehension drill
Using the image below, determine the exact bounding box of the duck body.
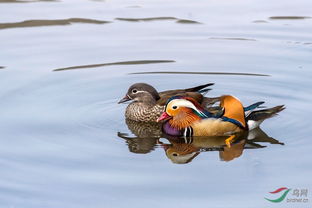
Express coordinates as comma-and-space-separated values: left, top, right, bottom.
162, 115, 242, 137
118, 83, 214, 122
191, 118, 242, 136
159, 95, 284, 137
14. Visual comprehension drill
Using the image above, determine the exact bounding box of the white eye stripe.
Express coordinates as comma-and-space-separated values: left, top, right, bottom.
168, 99, 196, 109
167, 99, 207, 117
133, 90, 146, 94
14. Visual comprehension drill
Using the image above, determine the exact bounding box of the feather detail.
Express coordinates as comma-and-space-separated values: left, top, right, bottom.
246, 105, 285, 130
191, 118, 242, 136
220, 95, 246, 128
169, 109, 201, 130
244, 101, 265, 111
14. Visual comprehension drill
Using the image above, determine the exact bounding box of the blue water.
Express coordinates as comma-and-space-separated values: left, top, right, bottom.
0, 0, 311, 207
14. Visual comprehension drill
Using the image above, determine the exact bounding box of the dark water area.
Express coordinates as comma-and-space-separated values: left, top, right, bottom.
0, 0, 311, 207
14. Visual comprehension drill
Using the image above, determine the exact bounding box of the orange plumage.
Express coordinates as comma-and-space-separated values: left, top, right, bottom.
220, 95, 246, 128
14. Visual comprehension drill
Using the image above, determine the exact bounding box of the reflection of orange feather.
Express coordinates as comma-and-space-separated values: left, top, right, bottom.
220, 95, 246, 128
219, 140, 245, 161
167, 143, 198, 155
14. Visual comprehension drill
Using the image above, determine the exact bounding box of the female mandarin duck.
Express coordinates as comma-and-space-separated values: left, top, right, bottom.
157, 95, 285, 147
118, 83, 216, 122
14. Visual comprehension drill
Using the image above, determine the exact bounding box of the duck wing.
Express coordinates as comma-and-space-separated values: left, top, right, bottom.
157, 83, 214, 105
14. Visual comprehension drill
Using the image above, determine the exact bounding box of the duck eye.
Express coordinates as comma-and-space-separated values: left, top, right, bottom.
172, 106, 178, 110
132, 89, 138, 94
172, 153, 178, 157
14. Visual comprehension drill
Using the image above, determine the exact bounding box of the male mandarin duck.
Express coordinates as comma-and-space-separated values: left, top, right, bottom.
157, 95, 285, 146
118, 83, 216, 122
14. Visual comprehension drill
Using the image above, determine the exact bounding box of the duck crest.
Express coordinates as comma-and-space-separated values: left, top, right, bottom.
220, 95, 246, 129
163, 96, 216, 131
166, 96, 184, 105
166, 96, 211, 118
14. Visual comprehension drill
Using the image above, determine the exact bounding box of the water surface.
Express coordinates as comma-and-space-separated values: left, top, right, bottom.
0, 0, 311, 207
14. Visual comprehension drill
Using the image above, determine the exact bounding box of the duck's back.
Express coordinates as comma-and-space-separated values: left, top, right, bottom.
157, 91, 204, 106
157, 83, 214, 106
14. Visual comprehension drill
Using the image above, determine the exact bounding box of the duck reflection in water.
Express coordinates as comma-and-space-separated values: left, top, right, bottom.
118, 119, 162, 154
118, 119, 284, 164
160, 128, 283, 164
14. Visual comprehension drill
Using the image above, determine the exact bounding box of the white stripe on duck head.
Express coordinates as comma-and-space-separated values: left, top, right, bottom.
165, 96, 212, 118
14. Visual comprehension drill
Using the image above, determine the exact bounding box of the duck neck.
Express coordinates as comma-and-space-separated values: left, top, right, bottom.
169, 111, 201, 130
136, 94, 157, 106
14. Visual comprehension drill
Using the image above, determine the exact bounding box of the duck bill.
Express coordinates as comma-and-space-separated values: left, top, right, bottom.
118, 95, 131, 104
157, 112, 171, 122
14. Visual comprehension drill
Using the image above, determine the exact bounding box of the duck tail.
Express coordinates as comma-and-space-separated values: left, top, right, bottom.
198, 88, 212, 95
246, 105, 285, 130
244, 101, 265, 111
185, 83, 214, 94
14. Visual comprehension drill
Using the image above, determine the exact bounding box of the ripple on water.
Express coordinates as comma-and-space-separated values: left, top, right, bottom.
74, 98, 125, 132
0, 18, 111, 30
269, 16, 311, 20
0, 0, 58, 3
115, 17, 202, 24
128, 71, 269, 76
0, 0, 312, 207
53, 60, 175, 71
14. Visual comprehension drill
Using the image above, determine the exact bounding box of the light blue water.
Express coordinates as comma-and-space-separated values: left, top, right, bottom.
0, 0, 311, 207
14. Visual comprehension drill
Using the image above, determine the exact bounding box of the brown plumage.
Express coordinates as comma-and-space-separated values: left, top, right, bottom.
118, 83, 215, 122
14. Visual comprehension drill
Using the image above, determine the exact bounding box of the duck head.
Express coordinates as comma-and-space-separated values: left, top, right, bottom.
157, 96, 210, 129
118, 83, 160, 104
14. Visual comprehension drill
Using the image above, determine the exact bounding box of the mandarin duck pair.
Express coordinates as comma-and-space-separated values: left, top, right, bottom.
118, 83, 285, 146
118, 82, 216, 122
